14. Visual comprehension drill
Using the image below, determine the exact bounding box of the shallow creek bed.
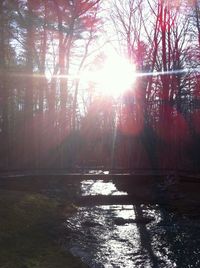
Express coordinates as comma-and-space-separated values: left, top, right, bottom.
1, 173, 200, 267
64, 177, 200, 268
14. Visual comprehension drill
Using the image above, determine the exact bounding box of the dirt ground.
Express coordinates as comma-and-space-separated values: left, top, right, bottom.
0, 187, 87, 268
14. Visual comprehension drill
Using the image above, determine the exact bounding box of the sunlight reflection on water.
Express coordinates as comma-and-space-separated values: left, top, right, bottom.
81, 180, 127, 196
67, 204, 147, 267
65, 179, 199, 267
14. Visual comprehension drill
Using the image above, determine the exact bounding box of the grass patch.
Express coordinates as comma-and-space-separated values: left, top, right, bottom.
0, 190, 87, 268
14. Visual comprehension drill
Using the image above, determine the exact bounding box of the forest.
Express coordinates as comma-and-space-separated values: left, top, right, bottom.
0, 0, 200, 171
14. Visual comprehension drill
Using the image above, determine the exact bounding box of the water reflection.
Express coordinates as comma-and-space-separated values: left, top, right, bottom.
66, 205, 146, 267
81, 180, 127, 196
65, 179, 200, 267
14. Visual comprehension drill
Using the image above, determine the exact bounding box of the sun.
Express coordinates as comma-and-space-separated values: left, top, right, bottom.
81, 51, 136, 97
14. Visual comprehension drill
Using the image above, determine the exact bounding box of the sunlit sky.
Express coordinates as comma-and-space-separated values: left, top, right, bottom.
80, 48, 136, 97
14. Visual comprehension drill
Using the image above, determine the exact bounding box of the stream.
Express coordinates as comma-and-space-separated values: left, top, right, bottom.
64, 174, 200, 268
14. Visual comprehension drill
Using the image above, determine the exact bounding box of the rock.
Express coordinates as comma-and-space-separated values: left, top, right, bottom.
82, 220, 102, 227
114, 217, 154, 226
114, 217, 134, 225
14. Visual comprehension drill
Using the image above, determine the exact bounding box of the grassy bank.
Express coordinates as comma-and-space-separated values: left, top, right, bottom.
0, 189, 87, 268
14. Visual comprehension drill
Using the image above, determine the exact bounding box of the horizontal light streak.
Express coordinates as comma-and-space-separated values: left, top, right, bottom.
6, 67, 200, 81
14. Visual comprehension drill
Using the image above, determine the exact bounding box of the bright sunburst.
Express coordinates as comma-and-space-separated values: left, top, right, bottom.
81, 51, 136, 97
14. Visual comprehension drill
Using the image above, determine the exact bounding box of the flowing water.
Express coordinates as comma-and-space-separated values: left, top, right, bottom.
64, 176, 200, 268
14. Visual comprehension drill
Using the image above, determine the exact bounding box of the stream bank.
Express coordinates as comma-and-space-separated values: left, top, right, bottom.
0, 181, 88, 268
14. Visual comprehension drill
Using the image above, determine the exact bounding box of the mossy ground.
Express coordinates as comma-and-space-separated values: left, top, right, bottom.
0, 189, 87, 268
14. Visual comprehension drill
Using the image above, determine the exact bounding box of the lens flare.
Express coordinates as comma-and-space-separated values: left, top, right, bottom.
81, 53, 136, 97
